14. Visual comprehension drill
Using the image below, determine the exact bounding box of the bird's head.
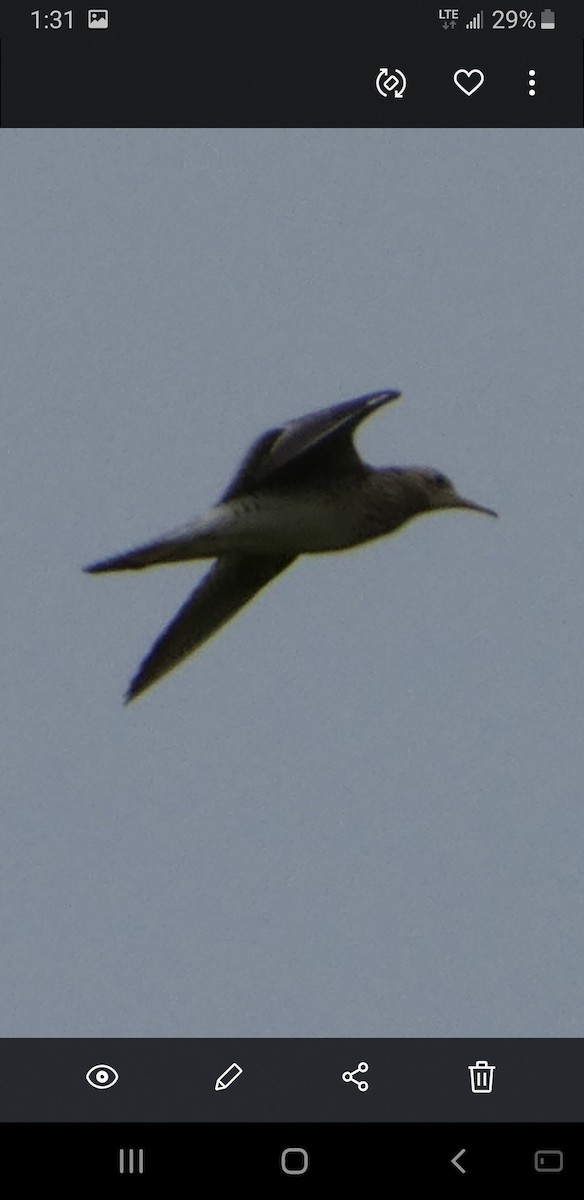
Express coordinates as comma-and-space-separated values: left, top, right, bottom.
399, 467, 498, 518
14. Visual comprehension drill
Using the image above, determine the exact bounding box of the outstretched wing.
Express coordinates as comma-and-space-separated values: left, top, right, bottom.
125, 554, 295, 702
221, 389, 401, 501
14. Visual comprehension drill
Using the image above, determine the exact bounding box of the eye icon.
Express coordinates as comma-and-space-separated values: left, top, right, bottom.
86, 1064, 119, 1090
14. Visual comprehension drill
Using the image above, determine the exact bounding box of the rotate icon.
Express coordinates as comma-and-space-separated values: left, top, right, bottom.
376, 68, 407, 99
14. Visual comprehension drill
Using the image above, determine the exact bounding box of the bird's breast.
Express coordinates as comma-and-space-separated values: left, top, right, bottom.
212, 482, 403, 554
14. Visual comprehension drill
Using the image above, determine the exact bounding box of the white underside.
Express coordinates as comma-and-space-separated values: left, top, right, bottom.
187, 492, 365, 555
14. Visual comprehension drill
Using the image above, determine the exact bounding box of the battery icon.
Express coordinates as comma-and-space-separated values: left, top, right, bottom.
540, 9, 555, 28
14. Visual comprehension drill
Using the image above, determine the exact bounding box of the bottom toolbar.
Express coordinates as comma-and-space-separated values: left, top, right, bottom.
0, 1040, 581, 1123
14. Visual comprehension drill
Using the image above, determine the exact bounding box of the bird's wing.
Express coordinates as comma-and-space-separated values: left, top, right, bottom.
125, 554, 295, 702
221, 389, 401, 501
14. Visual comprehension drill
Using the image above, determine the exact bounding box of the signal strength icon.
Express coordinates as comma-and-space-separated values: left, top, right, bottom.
466, 10, 483, 27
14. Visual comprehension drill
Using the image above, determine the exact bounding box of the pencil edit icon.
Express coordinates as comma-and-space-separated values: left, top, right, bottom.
215, 1062, 243, 1091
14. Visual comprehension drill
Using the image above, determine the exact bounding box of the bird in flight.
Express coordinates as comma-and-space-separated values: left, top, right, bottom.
85, 389, 497, 702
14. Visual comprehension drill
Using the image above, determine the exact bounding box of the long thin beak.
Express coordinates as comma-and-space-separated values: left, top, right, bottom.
455, 496, 498, 517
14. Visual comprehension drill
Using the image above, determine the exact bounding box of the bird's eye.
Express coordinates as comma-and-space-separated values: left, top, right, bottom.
431, 471, 449, 488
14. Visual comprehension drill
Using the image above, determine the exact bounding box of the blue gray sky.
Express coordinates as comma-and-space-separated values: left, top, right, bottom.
1, 129, 583, 1036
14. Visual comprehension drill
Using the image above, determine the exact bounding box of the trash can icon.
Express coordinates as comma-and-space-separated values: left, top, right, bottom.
468, 1060, 496, 1093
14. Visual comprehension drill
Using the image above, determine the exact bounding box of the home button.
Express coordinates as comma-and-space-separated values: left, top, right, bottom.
280, 1147, 309, 1175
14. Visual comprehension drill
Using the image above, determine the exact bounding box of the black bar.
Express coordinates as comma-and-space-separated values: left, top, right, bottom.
1, 1040, 582, 1123
1, 2, 582, 127
0, 1123, 580, 1185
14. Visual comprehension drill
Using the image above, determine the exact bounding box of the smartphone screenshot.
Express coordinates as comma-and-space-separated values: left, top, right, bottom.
1, 1, 582, 1185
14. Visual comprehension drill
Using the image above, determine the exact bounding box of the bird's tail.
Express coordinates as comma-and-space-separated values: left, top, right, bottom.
84, 523, 219, 574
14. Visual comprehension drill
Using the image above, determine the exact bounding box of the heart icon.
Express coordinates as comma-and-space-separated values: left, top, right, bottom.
454, 69, 485, 96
